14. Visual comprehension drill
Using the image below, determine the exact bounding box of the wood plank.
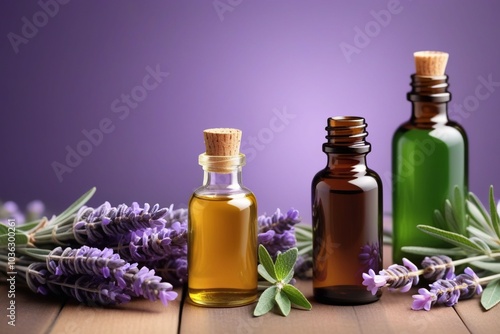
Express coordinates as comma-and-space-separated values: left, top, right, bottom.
0, 284, 64, 334
454, 297, 500, 333
49, 286, 182, 334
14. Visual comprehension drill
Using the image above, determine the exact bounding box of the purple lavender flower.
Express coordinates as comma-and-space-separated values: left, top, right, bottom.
362, 258, 419, 295
411, 288, 435, 311
411, 267, 482, 311
59, 276, 132, 306
73, 202, 169, 246
46, 246, 126, 279
118, 265, 178, 305
362, 269, 388, 295
421, 255, 455, 280
258, 208, 301, 258
25, 262, 131, 306
453, 267, 483, 299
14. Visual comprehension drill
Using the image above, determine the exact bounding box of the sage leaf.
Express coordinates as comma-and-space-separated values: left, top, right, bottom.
0, 224, 7, 234
274, 248, 297, 281
282, 268, 294, 284
258, 264, 276, 284
254, 286, 277, 317
275, 290, 291, 316
417, 225, 484, 253
481, 278, 500, 311
489, 186, 500, 239
282, 284, 312, 310
258, 245, 277, 281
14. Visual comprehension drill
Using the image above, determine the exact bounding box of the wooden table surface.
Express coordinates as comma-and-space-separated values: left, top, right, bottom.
1, 244, 498, 334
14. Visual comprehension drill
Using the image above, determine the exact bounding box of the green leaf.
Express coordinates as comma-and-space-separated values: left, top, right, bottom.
54, 187, 96, 224
489, 186, 500, 239
417, 225, 485, 253
254, 286, 277, 317
401, 246, 467, 257
453, 186, 466, 235
471, 261, 500, 272
467, 200, 492, 232
16, 219, 44, 232
274, 248, 298, 281
444, 200, 459, 233
467, 226, 500, 249
0, 231, 29, 247
258, 245, 277, 281
282, 284, 312, 310
275, 290, 291, 316
0, 223, 8, 234
481, 278, 500, 311
468, 192, 494, 232
433, 210, 447, 230
258, 264, 276, 283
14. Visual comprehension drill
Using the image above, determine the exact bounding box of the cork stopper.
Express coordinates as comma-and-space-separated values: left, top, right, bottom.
203, 128, 241, 156
414, 51, 449, 76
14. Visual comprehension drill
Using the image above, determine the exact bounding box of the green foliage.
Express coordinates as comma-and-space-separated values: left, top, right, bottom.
481, 278, 500, 311
403, 185, 500, 311
254, 245, 312, 317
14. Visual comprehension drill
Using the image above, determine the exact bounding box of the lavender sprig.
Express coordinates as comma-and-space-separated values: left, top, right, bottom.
412, 267, 484, 311
15, 246, 178, 306
73, 202, 168, 246
23, 262, 131, 306
46, 246, 126, 278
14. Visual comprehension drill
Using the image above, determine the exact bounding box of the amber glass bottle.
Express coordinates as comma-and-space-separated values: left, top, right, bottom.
188, 128, 258, 307
312, 116, 382, 305
392, 51, 468, 264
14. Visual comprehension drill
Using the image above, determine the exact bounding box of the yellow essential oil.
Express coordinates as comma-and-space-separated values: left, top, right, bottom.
188, 128, 258, 307
188, 193, 257, 306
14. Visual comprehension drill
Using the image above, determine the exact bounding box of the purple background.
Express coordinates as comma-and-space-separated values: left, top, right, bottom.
1, 0, 499, 222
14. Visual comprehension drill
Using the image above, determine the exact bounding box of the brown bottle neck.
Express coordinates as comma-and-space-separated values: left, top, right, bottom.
326, 154, 367, 172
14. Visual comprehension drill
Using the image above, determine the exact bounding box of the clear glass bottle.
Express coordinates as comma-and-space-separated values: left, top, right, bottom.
188, 129, 258, 307
312, 116, 383, 305
392, 53, 468, 264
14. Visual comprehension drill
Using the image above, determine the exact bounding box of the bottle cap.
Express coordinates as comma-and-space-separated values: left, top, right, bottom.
414, 51, 449, 76
200, 128, 244, 173
203, 128, 242, 156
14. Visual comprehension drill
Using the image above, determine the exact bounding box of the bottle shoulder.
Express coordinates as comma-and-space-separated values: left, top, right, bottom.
393, 121, 467, 144
192, 185, 255, 198
312, 168, 381, 192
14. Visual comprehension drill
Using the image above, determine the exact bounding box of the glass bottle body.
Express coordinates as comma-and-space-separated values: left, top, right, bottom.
392, 76, 468, 264
312, 116, 383, 305
188, 163, 258, 307
312, 157, 382, 305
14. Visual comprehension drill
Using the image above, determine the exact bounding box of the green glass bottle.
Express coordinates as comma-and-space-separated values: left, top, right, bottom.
392, 51, 468, 264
